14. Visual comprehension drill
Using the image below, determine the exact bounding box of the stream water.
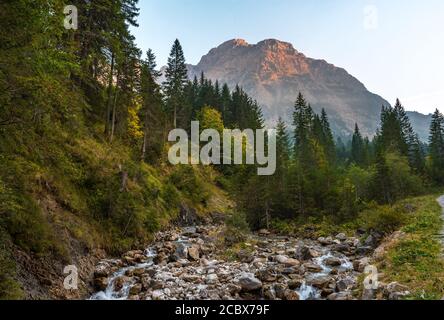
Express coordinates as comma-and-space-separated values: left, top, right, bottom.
90, 226, 363, 301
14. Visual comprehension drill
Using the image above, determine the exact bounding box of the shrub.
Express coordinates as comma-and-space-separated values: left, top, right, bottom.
359, 204, 410, 234
224, 211, 250, 245
169, 166, 209, 205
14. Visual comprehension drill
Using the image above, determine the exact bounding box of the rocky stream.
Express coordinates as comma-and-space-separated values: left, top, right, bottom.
90, 225, 409, 301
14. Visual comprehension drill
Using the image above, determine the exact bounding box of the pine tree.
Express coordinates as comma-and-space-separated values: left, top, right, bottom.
163, 39, 188, 128
351, 124, 364, 166
220, 84, 232, 125
410, 134, 425, 174
276, 118, 291, 172
320, 109, 336, 163
267, 118, 292, 218
362, 137, 372, 166
291, 93, 322, 215
185, 76, 200, 121
393, 99, 424, 170
373, 152, 394, 204
429, 109, 444, 182
377, 102, 411, 158
293, 92, 310, 155
140, 49, 162, 161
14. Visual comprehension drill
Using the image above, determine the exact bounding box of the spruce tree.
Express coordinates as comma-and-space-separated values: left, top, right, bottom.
351, 124, 364, 166
320, 109, 336, 163
393, 99, 423, 170
220, 84, 232, 124
276, 118, 291, 170
293, 92, 310, 154
163, 39, 188, 128
429, 109, 444, 182
269, 118, 292, 218
140, 49, 162, 160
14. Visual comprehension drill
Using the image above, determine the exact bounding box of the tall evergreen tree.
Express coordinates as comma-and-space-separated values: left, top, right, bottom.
140, 49, 163, 160
320, 109, 336, 163
393, 99, 424, 171
163, 39, 188, 128
351, 124, 364, 166
276, 118, 291, 172
293, 93, 311, 155
429, 109, 444, 182
269, 118, 292, 218
220, 83, 232, 124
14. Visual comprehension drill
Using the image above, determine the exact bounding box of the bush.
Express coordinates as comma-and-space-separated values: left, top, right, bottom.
224, 211, 250, 245
225, 211, 249, 232
370, 152, 425, 204
359, 204, 410, 234
169, 166, 209, 205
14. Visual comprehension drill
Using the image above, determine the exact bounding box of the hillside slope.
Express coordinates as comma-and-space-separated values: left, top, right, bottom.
0, 124, 231, 299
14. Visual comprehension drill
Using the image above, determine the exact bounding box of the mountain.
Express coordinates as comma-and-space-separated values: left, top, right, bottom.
185, 39, 431, 140
407, 111, 433, 143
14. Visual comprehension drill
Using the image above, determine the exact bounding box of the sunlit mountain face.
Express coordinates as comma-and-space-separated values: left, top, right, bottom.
185, 39, 430, 140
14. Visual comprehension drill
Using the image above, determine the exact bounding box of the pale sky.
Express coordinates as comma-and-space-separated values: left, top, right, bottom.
131, 0, 444, 115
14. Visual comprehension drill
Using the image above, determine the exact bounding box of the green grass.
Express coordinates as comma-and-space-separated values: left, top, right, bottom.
379, 195, 444, 300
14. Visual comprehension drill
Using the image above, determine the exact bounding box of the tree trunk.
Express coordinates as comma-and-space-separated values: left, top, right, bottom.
298, 170, 304, 215
105, 52, 115, 136
141, 127, 148, 161
110, 85, 119, 143
141, 107, 149, 161
265, 202, 270, 230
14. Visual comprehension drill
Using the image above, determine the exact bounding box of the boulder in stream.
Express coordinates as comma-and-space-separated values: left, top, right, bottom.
308, 275, 333, 289
238, 274, 263, 292
303, 263, 323, 273
94, 277, 109, 291
171, 243, 188, 261
324, 257, 342, 267
187, 245, 200, 261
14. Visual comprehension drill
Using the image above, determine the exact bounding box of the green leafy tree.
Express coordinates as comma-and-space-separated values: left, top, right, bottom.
197, 106, 224, 134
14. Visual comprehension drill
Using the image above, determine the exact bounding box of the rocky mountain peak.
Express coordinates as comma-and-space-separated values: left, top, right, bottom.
187, 39, 429, 139
257, 38, 297, 52
224, 38, 250, 48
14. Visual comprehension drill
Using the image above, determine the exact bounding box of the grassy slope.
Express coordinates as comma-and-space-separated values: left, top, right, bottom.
377, 195, 444, 299
0, 123, 231, 299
